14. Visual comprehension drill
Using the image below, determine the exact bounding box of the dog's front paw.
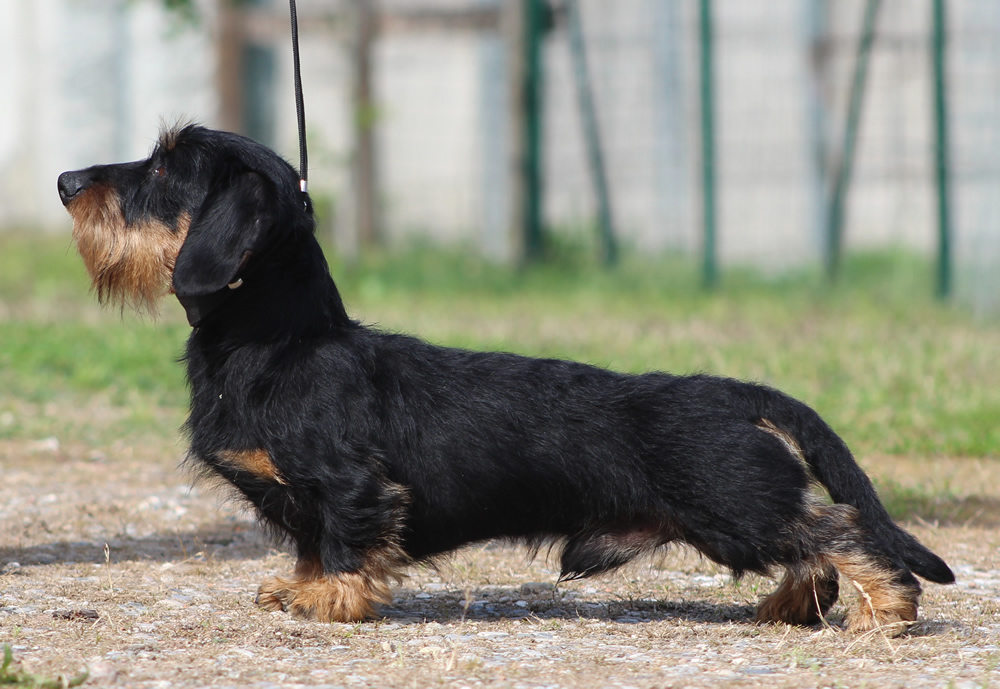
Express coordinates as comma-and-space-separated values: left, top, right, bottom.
255, 577, 294, 613
255, 572, 392, 622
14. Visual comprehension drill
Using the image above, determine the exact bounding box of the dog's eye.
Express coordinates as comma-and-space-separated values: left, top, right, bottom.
152, 166, 167, 179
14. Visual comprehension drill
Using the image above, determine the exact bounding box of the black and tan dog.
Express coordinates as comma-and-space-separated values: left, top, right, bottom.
57, 124, 953, 634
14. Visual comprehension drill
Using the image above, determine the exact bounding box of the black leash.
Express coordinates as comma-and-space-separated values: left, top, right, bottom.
181, 1, 310, 328
288, 0, 308, 199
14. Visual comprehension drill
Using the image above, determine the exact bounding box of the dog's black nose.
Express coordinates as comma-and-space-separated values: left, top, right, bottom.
57, 171, 90, 206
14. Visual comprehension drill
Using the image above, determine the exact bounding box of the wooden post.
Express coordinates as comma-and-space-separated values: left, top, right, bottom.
503, 0, 526, 263
807, 0, 831, 262
352, 0, 379, 249
216, 1, 245, 133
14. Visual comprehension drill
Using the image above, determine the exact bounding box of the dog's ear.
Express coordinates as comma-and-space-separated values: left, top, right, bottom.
172, 170, 275, 299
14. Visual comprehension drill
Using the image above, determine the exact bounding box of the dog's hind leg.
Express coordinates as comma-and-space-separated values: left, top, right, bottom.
558, 522, 677, 581
827, 556, 920, 635
816, 504, 921, 635
754, 561, 839, 627
756, 503, 921, 635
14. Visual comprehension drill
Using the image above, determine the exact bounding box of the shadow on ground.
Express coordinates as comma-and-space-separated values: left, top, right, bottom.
382, 594, 760, 627
0, 523, 272, 567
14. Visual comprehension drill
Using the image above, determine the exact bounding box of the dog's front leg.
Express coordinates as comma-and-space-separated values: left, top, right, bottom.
255, 547, 402, 622
243, 456, 411, 623
208, 445, 410, 622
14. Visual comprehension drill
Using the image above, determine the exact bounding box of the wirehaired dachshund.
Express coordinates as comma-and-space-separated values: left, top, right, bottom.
57, 124, 953, 634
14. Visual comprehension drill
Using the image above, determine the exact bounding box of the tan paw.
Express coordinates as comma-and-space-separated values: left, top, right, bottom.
255, 572, 391, 622
846, 605, 917, 637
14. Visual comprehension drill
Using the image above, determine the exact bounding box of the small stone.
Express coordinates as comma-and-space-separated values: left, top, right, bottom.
29, 437, 60, 453
154, 599, 186, 609
85, 660, 120, 683
52, 609, 99, 621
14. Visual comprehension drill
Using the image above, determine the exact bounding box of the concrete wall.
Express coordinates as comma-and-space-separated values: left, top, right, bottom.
0, 0, 217, 229
2, 0, 998, 306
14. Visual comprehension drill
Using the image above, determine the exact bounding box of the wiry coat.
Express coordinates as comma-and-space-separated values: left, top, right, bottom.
58, 125, 954, 633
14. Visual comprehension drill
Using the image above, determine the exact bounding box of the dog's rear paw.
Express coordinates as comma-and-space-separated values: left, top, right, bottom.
754, 566, 840, 627
846, 605, 917, 637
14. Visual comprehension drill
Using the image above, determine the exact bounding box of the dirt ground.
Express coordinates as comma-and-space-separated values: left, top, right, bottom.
1, 422, 999, 688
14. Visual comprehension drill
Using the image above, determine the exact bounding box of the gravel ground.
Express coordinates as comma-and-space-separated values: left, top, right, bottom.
2, 433, 999, 688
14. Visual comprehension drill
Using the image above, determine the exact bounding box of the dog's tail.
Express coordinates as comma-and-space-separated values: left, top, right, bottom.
736, 380, 955, 585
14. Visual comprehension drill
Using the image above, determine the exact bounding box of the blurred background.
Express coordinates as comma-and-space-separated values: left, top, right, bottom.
2, 0, 999, 312
1, 0, 999, 565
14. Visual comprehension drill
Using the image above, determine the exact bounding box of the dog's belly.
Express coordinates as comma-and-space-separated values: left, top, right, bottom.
392, 458, 659, 561
396, 488, 566, 559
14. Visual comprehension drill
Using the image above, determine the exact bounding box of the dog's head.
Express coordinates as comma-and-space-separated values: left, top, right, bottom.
57, 124, 311, 324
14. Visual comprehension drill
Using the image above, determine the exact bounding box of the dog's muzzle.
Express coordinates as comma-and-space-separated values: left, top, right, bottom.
57, 171, 93, 206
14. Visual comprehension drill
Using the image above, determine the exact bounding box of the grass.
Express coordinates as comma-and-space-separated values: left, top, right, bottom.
0, 645, 87, 689
2, 232, 999, 462
1, 322, 186, 406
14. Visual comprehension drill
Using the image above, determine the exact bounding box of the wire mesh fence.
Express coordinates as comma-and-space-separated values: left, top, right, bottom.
2, 0, 998, 310
285, 0, 997, 310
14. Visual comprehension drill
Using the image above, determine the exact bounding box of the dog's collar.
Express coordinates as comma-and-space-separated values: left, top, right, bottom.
176, 250, 254, 327
177, 278, 244, 328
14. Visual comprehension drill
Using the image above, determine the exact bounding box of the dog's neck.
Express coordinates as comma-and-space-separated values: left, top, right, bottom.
181, 235, 355, 343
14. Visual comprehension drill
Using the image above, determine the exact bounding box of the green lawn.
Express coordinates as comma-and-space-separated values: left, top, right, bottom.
2, 234, 999, 460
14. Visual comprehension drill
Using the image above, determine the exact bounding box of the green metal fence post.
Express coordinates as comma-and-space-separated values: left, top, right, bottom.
566, 0, 618, 266
698, 0, 718, 289
932, 0, 952, 300
826, 0, 881, 282
523, 0, 546, 262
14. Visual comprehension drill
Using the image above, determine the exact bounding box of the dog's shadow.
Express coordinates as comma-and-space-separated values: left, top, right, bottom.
383, 593, 958, 639
2, 525, 757, 626
0, 527, 955, 637
383, 591, 759, 627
